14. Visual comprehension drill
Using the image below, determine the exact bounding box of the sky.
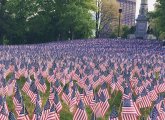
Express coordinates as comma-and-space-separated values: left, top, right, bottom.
136, 0, 156, 18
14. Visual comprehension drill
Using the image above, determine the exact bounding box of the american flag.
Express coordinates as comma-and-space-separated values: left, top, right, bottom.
47, 104, 59, 120
154, 95, 164, 112
111, 75, 117, 94
94, 94, 102, 118
132, 94, 141, 117
121, 98, 138, 120
138, 88, 152, 108
32, 90, 42, 107
32, 100, 42, 120
36, 75, 47, 93
28, 81, 37, 101
86, 85, 94, 104
8, 112, 16, 120
147, 106, 161, 120
62, 85, 71, 105
22, 75, 31, 94
0, 103, 8, 120
73, 99, 88, 120
69, 89, 77, 112
54, 79, 62, 95
159, 102, 165, 120
100, 91, 110, 117
13, 85, 23, 115
157, 78, 165, 93
109, 107, 119, 120
122, 86, 131, 100
47, 70, 54, 83
147, 83, 158, 102
54, 91, 62, 113
17, 104, 30, 120
7, 76, 16, 96
0, 96, 4, 110
2, 77, 8, 96
49, 85, 55, 103
98, 82, 110, 99
40, 99, 50, 120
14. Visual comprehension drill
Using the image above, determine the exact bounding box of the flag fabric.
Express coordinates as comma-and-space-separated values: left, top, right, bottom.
73, 99, 88, 120
109, 107, 119, 120
147, 106, 161, 120
36, 75, 47, 93
54, 79, 62, 95
1, 77, 8, 96
22, 75, 31, 94
98, 82, 110, 99
8, 112, 16, 120
13, 85, 23, 115
0, 103, 8, 120
40, 99, 51, 120
121, 98, 138, 120
54, 91, 62, 113
47, 104, 59, 120
100, 91, 110, 117
32, 100, 42, 120
62, 85, 71, 105
159, 102, 165, 120
69, 89, 77, 113
94, 94, 102, 118
17, 104, 30, 120
138, 89, 152, 108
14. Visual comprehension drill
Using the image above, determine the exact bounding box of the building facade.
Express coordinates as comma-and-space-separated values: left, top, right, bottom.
117, 0, 136, 27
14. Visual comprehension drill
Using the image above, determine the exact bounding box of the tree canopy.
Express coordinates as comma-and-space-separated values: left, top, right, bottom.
149, 0, 165, 40
0, 0, 96, 44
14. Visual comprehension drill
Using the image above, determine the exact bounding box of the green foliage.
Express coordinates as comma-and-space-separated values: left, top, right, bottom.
121, 26, 136, 39
149, 0, 165, 40
2, 36, 9, 45
0, 0, 96, 44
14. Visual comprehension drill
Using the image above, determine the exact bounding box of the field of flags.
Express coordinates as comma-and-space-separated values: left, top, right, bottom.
0, 38, 164, 120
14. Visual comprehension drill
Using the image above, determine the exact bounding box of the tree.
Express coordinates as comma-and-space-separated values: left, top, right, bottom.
0, 0, 96, 44
95, 0, 120, 38
148, 0, 165, 40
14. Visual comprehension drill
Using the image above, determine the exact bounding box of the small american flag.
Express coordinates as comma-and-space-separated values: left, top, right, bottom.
40, 99, 50, 120
159, 102, 165, 120
69, 89, 77, 112
17, 104, 30, 120
62, 85, 71, 105
47, 104, 59, 120
22, 76, 31, 94
147, 106, 161, 120
109, 106, 119, 120
32, 100, 42, 120
73, 99, 88, 120
2, 77, 8, 96
54, 79, 62, 95
54, 91, 62, 113
121, 98, 138, 120
100, 91, 109, 117
8, 112, 16, 120
0, 103, 8, 120
36, 75, 47, 93
94, 94, 102, 118
13, 86, 23, 115
98, 82, 110, 99
138, 88, 152, 108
